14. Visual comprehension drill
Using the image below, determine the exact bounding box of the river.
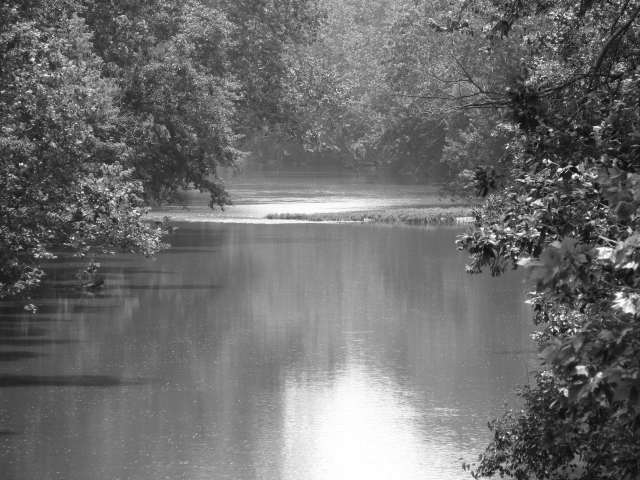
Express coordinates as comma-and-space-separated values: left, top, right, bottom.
0, 166, 536, 480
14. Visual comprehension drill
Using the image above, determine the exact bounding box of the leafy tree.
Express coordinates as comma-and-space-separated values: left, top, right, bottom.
217, 0, 330, 139
308, 0, 411, 165
0, 0, 333, 302
82, 0, 240, 206
379, 0, 517, 181
82, 0, 334, 200
445, 0, 640, 477
0, 0, 171, 302
245, 0, 418, 168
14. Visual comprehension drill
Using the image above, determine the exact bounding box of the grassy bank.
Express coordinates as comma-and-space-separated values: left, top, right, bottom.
265, 207, 472, 225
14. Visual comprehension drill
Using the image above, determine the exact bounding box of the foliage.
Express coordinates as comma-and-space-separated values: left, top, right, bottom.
219, 0, 332, 139
309, 0, 411, 161
382, 1, 518, 180
241, 0, 514, 180
82, 0, 334, 201
475, 370, 640, 480
0, 1, 172, 302
0, 0, 332, 303
245, 0, 420, 167
82, 0, 243, 206
449, 0, 640, 477
442, 110, 511, 195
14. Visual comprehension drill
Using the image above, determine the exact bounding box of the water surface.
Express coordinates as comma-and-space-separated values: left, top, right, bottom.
0, 223, 535, 480
151, 164, 458, 222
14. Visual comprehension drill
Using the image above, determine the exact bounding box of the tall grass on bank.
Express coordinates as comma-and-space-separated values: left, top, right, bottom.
265, 207, 472, 225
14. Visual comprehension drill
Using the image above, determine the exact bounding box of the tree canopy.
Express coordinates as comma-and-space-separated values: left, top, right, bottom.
446, 0, 640, 477
0, 0, 328, 303
253, 0, 513, 181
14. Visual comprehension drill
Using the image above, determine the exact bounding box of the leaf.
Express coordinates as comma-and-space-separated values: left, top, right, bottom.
612, 292, 638, 314
595, 247, 616, 265
625, 235, 640, 248
613, 379, 633, 402
568, 382, 589, 403
540, 246, 561, 268
573, 365, 589, 377
615, 201, 636, 221
559, 237, 579, 253
540, 338, 562, 360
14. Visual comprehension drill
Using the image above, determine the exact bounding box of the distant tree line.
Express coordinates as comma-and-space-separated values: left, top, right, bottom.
0, 0, 333, 302
248, 0, 513, 187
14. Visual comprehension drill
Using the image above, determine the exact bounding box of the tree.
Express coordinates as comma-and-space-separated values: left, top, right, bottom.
445, 0, 640, 477
82, 0, 334, 202
217, 0, 329, 138
307, 0, 410, 165
244, 0, 419, 168
82, 0, 240, 206
0, 0, 171, 303
0, 0, 333, 303
378, 0, 517, 181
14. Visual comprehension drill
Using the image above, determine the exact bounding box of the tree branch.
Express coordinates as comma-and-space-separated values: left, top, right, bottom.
592, 6, 640, 76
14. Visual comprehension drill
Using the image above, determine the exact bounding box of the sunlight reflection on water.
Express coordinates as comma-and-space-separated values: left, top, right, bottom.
147, 165, 453, 222
280, 358, 463, 480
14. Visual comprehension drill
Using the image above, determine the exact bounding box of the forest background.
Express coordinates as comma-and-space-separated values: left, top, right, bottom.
3, 0, 640, 478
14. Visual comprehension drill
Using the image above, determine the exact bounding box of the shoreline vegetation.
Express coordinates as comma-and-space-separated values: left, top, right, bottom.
265, 206, 473, 225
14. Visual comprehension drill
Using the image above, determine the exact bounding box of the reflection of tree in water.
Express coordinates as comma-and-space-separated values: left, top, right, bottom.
0, 374, 157, 387
0, 351, 44, 362
0, 339, 78, 347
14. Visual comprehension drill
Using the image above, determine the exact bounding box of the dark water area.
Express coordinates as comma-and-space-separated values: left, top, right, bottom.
0, 223, 536, 480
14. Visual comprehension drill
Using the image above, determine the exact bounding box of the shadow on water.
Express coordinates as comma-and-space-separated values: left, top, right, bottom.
0, 305, 31, 315
0, 303, 124, 318
493, 350, 538, 355
119, 284, 223, 290
41, 290, 135, 303
0, 351, 45, 362
43, 266, 174, 275
0, 316, 71, 324
71, 304, 122, 314
0, 301, 84, 316
0, 327, 48, 337
0, 339, 78, 347
43, 256, 137, 264
0, 374, 160, 387
0, 430, 20, 435
157, 247, 222, 254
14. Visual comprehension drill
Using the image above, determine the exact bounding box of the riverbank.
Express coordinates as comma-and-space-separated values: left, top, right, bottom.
265, 206, 472, 225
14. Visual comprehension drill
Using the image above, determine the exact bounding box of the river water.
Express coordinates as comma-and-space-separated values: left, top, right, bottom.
0, 166, 536, 480
151, 163, 460, 221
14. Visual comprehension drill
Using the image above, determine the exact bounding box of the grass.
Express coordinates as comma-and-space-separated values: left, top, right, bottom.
265, 206, 472, 225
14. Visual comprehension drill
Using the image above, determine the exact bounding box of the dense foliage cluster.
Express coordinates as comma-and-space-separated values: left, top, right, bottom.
253, 0, 514, 185
0, 0, 328, 302
447, 0, 640, 478
376, 0, 515, 182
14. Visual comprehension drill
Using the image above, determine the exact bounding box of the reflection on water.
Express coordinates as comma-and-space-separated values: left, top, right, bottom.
151, 164, 458, 222
282, 360, 461, 480
0, 224, 534, 480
